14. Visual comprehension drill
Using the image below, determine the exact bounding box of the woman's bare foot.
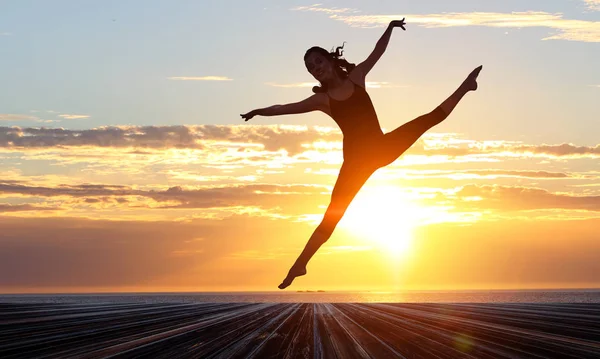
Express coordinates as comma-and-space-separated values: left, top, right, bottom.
278, 266, 307, 289
463, 65, 483, 92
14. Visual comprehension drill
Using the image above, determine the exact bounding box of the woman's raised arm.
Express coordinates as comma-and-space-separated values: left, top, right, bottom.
354, 19, 406, 79
241, 93, 327, 121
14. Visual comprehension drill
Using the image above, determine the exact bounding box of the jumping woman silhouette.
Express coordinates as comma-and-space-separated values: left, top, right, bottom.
240, 19, 483, 289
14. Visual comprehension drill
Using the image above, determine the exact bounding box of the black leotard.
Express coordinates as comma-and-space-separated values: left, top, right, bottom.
328, 80, 384, 159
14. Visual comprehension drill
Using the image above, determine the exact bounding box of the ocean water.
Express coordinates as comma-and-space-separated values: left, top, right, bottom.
2, 289, 600, 304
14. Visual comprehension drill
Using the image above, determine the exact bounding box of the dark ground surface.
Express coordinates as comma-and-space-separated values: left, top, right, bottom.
1, 302, 600, 358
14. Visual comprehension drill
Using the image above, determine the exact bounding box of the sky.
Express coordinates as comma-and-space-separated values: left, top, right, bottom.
0, 0, 599, 293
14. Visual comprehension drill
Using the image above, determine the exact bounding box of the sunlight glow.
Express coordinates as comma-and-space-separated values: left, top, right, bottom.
338, 186, 424, 258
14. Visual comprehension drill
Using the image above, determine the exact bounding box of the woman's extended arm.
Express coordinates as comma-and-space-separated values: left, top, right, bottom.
354, 19, 406, 78
241, 94, 326, 121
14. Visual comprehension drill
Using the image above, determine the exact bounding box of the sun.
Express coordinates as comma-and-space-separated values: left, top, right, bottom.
338, 186, 423, 258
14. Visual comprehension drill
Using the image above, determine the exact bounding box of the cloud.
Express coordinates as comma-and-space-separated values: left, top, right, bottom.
294, 5, 600, 43
4, 177, 600, 224
1, 113, 90, 122
402, 169, 573, 180
466, 170, 570, 179
0, 204, 59, 213
443, 184, 600, 212
167, 76, 233, 81
0, 125, 342, 156
583, 0, 600, 11
58, 114, 90, 120
0, 114, 38, 121
0, 181, 329, 213
0, 126, 204, 150
2, 127, 600, 164
145, 184, 327, 210
0, 182, 132, 199
510, 143, 600, 157
411, 139, 600, 159
291, 4, 358, 15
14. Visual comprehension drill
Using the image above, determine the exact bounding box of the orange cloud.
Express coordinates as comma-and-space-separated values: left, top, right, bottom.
0, 204, 59, 213
0, 181, 330, 219
430, 184, 600, 213
2, 126, 599, 161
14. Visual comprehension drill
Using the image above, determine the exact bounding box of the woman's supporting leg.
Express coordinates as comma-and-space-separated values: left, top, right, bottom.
378, 65, 483, 167
278, 161, 374, 289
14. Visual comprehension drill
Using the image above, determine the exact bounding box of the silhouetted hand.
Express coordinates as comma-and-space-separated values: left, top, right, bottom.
240, 110, 258, 122
390, 18, 406, 30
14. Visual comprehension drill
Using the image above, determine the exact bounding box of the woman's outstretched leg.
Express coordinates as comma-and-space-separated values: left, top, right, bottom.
278, 162, 374, 289
378, 65, 483, 167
